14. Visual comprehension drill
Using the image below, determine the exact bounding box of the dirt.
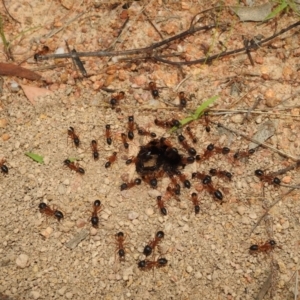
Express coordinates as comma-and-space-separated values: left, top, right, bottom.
0, 1, 300, 299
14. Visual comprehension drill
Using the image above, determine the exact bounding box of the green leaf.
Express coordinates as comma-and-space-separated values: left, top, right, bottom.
263, 1, 288, 21
170, 95, 219, 132
25, 152, 44, 164
192, 95, 218, 119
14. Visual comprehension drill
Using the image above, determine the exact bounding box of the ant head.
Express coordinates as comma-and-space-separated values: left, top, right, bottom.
156, 231, 164, 239
117, 232, 124, 237
94, 200, 101, 207
39, 202, 47, 210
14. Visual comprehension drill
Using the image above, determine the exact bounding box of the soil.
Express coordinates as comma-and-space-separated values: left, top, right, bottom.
0, 1, 300, 300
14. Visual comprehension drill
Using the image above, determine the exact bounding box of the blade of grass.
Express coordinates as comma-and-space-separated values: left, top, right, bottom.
170, 95, 218, 132
25, 152, 44, 164
263, 1, 288, 21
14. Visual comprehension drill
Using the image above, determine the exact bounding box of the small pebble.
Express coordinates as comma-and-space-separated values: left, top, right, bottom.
249, 213, 257, 219
40, 227, 53, 239
231, 114, 243, 124
90, 227, 98, 236
30, 291, 40, 299
282, 220, 289, 229
186, 265, 193, 273
58, 286, 67, 296
65, 292, 73, 299
2, 133, 10, 141
16, 253, 29, 268
236, 206, 246, 215
145, 208, 154, 216
0, 119, 8, 128
128, 211, 139, 220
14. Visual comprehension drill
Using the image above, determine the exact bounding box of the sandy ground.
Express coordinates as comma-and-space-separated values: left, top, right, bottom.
0, 1, 300, 299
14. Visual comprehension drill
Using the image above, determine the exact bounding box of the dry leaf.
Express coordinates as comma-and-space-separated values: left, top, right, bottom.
20, 84, 53, 105
231, 3, 272, 22
249, 120, 277, 149
0, 63, 41, 81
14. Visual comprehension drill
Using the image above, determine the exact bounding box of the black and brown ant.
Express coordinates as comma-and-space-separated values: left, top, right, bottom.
185, 126, 197, 143
114, 231, 127, 261
254, 169, 281, 186
142, 174, 158, 188
209, 168, 232, 181
120, 178, 142, 191
233, 149, 255, 160
191, 192, 200, 214
178, 91, 187, 109
154, 118, 180, 128
121, 133, 129, 149
34, 45, 50, 61
0, 158, 8, 174
128, 116, 135, 140
138, 258, 168, 270
203, 111, 211, 132
178, 134, 197, 156
149, 81, 159, 99
201, 144, 229, 161
175, 170, 191, 188
106, 125, 112, 145
64, 159, 85, 174
39, 202, 64, 222
91, 200, 102, 228
137, 127, 156, 138
156, 196, 167, 215
105, 152, 117, 168
143, 231, 165, 256
91, 140, 99, 161
201, 175, 223, 202
110, 91, 125, 108
249, 240, 277, 254
67, 127, 80, 148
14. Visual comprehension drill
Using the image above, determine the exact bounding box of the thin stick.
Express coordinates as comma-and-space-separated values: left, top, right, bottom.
241, 96, 263, 124
214, 121, 299, 161
1, 0, 21, 24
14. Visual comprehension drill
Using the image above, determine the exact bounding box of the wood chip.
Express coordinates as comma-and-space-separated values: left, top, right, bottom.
0, 63, 41, 81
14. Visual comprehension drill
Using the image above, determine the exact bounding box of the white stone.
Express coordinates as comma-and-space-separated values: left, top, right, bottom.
16, 253, 29, 268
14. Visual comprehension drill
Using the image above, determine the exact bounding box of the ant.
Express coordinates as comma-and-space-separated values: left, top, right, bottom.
64, 159, 85, 174
156, 196, 167, 215
128, 116, 135, 140
185, 126, 197, 143
110, 91, 125, 108
178, 91, 187, 109
125, 156, 138, 165
249, 240, 277, 254
180, 156, 195, 165
105, 152, 117, 168
105, 125, 112, 145
67, 127, 80, 148
137, 127, 156, 138
39, 202, 64, 222
142, 174, 157, 188
201, 144, 229, 161
191, 192, 200, 214
201, 175, 223, 202
209, 168, 232, 181
178, 134, 197, 156
34, 45, 50, 61
143, 231, 165, 256
114, 232, 127, 261
0, 158, 8, 174
121, 133, 129, 149
91, 140, 99, 161
203, 111, 211, 132
149, 82, 159, 99
175, 170, 191, 188
120, 178, 142, 191
91, 200, 102, 228
154, 118, 180, 128
138, 258, 168, 270
233, 149, 255, 160
254, 169, 281, 185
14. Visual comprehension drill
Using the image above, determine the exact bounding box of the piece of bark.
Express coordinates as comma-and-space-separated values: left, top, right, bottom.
0, 63, 41, 81
65, 229, 89, 250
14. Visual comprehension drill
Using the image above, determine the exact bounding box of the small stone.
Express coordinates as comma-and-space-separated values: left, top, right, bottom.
195, 272, 202, 279
2, 133, 10, 141
30, 291, 40, 299
128, 211, 139, 220
90, 227, 98, 236
145, 208, 154, 216
282, 176, 291, 184
231, 114, 243, 124
182, 224, 189, 232
40, 227, 53, 239
63, 179, 70, 185
0, 119, 8, 128
58, 286, 67, 296
186, 265, 193, 273
76, 219, 87, 228
282, 220, 289, 229
65, 292, 73, 299
241, 217, 250, 224
16, 253, 29, 268
249, 213, 257, 219
237, 206, 246, 215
